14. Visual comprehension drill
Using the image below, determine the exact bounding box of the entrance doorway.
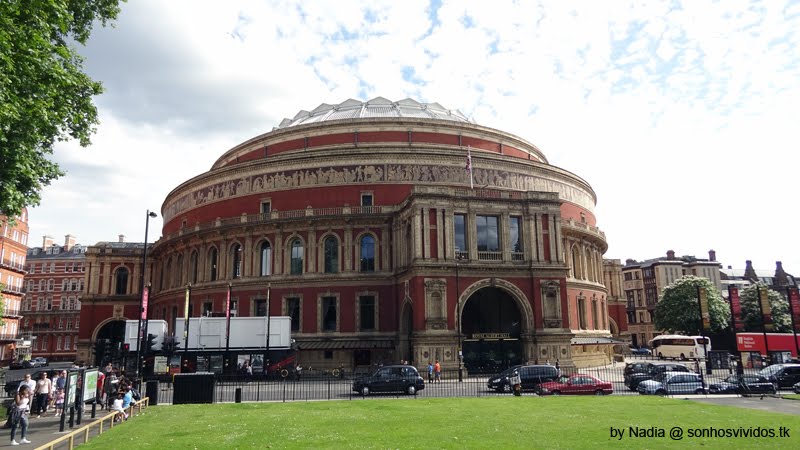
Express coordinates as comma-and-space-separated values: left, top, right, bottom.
460, 287, 524, 374
94, 320, 126, 367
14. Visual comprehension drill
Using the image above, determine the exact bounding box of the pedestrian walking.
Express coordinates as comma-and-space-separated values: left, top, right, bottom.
10, 385, 32, 445
34, 372, 52, 417
434, 360, 441, 382
427, 361, 433, 383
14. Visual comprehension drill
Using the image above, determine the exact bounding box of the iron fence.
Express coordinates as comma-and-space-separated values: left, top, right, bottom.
142, 357, 796, 404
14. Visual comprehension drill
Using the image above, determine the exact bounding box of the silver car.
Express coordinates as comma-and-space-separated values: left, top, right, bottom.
638, 371, 706, 396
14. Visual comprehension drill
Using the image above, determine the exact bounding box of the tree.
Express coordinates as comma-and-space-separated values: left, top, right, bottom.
654, 276, 730, 335
0, 0, 123, 218
738, 283, 791, 332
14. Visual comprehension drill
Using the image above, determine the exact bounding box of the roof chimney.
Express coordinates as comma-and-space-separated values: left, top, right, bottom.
118, 234, 125, 243
666, 250, 675, 259
64, 234, 76, 251
774, 261, 789, 287
708, 249, 716, 262
42, 235, 54, 249
744, 260, 758, 282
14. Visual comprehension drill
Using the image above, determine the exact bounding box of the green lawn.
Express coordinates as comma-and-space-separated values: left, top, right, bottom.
81, 397, 799, 449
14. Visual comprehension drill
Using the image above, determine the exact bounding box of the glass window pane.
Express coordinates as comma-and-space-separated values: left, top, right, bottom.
454, 214, 466, 253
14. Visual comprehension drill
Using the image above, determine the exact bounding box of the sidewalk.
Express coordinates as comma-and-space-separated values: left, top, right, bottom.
1, 406, 113, 448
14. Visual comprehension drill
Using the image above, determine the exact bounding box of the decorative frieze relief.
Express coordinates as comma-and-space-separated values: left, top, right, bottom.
163, 163, 595, 222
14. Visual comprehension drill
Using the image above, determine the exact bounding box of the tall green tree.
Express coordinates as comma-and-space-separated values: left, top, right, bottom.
738, 283, 791, 332
0, 0, 123, 218
654, 276, 730, 335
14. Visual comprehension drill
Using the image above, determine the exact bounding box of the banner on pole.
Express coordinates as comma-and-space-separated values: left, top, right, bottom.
759, 287, 773, 331
184, 285, 191, 343
729, 287, 742, 331
698, 287, 710, 330
789, 287, 800, 331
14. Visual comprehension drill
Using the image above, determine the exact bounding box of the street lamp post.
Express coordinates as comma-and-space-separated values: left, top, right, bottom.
135, 210, 157, 385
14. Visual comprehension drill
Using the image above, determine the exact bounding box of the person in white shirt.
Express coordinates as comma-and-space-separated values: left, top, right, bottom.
10, 385, 32, 445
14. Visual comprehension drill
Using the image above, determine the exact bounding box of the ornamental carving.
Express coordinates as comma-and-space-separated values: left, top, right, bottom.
163, 163, 594, 222
541, 280, 562, 328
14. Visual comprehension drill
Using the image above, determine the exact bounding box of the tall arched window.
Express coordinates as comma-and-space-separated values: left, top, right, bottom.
259, 242, 272, 276
232, 244, 242, 279
209, 248, 218, 281
360, 235, 375, 272
571, 246, 582, 279
165, 258, 172, 288
324, 236, 338, 273
190, 251, 198, 284
290, 239, 303, 275
176, 254, 184, 286
114, 267, 129, 295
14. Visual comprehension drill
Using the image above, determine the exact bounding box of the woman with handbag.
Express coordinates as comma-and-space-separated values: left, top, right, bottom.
10, 384, 32, 446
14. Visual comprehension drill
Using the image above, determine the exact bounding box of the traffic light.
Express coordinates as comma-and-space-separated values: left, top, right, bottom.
123, 343, 130, 355
104, 339, 112, 357
144, 333, 156, 354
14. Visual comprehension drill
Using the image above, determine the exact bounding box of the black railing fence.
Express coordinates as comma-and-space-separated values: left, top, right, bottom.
143, 357, 795, 405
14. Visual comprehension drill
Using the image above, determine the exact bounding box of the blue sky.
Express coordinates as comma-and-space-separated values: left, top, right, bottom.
29, 0, 800, 274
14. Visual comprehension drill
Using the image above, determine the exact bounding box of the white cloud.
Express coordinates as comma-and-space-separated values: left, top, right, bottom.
26, 0, 800, 274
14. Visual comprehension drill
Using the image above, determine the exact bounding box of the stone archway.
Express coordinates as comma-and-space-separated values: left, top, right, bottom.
455, 279, 533, 373
92, 318, 128, 367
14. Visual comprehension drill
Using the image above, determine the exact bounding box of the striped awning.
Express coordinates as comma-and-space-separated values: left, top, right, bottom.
297, 340, 394, 350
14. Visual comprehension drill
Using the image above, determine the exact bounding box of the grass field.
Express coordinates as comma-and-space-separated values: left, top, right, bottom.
81, 397, 799, 449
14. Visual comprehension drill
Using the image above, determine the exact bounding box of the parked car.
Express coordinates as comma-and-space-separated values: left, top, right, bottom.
9, 360, 25, 370
708, 374, 776, 395
32, 357, 49, 367
630, 347, 652, 356
538, 374, 613, 396
624, 363, 690, 391
793, 381, 800, 394
624, 362, 651, 379
637, 371, 706, 396
351, 365, 425, 396
487, 364, 560, 393
759, 364, 800, 389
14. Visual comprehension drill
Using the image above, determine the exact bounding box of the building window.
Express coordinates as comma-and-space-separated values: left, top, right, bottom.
260, 242, 272, 276
360, 235, 375, 272
591, 300, 598, 330
164, 258, 173, 289
361, 193, 373, 207
638, 311, 645, 323
359, 295, 376, 331
209, 248, 218, 281
476, 215, 499, 252
57, 336, 62, 351
58, 317, 64, 329
232, 244, 242, 279
203, 301, 213, 316
509, 216, 523, 254
286, 297, 300, 332
324, 236, 338, 273
578, 297, 587, 330
230, 300, 238, 317
190, 251, 198, 284
65, 335, 71, 350
290, 239, 303, 275
321, 296, 337, 332
115, 267, 129, 295
454, 214, 467, 255
255, 299, 267, 317
260, 201, 271, 215
176, 254, 184, 286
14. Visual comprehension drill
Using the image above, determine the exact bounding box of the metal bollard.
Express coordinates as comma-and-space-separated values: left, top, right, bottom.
235, 387, 242, 403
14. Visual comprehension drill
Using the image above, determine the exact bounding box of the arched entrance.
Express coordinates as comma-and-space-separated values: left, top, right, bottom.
93, 319, 127, 367
397, 302, 413, 364
460, 286, 524, 374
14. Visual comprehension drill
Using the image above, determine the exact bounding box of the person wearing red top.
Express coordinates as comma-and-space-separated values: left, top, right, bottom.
433, 361, 441, 382
96, 372, 106, 409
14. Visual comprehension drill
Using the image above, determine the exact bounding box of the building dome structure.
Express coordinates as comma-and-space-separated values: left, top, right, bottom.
143, 97, 612, 371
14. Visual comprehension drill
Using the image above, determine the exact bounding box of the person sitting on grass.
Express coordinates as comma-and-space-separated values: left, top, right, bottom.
111, 393, 127, 422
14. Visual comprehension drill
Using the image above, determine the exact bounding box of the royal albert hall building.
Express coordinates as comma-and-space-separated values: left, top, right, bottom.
143, 97, 613, 372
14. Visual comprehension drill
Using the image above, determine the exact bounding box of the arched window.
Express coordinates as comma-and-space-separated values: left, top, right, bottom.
114, 267, 129, 295
290, 239, 303, 275
571, 246, 582, 279
360, 235, 375, 272
232, 244, 242, 279
176, 254, 184, 286
209, 248, 218, 281
190, 251, 198, 284
259, 242, 271, 276
324, 236, 338, 273
165, 258, 172, 288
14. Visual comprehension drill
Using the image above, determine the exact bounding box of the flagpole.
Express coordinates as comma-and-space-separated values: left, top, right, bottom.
225, 283, 232, 353
466, 145, 474, 189
184, 284, 191, 353
756, 285, 771, 365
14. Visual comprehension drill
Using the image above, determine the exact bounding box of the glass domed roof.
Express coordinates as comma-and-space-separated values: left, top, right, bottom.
276, 97, 474, 130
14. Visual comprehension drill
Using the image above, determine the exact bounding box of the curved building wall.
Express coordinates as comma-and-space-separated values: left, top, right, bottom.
145, 100, 611, 370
